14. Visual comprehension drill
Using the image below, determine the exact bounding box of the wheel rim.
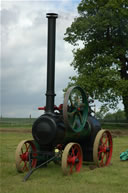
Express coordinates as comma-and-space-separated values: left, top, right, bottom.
63, 86, 88, 132
62, 143, 83, 175
93, 130, 113, 167
15, 140, 37, 172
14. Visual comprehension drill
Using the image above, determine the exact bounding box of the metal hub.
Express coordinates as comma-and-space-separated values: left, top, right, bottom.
20, 152, 29, 162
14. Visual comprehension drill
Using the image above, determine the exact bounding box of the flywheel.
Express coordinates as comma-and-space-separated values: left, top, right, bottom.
63, 86, 88, 132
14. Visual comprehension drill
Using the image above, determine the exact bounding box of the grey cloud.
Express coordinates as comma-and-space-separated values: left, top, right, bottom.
1, 8, 19, 26
1, 1, 78, 117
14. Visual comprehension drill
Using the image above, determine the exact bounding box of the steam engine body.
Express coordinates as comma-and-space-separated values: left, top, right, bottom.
31, 13, 101, 163
15, 13, 113, 179
32, 110, 101, 162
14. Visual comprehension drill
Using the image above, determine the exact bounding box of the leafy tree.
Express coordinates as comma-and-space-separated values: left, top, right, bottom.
95, 105, 109, 119
64, 0, 128, 120
104, 109, 126, 120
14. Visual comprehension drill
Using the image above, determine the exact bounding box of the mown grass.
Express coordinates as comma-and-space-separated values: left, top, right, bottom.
0, 118, 35, 128
0, 130, 128, 193
101, 123, 128, 130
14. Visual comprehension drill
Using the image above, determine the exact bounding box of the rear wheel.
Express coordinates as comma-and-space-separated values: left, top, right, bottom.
93, 130, 113, 167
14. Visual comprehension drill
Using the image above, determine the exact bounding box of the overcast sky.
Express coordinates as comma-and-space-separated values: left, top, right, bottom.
1, 0, 82, 118
1, 0, 123, 118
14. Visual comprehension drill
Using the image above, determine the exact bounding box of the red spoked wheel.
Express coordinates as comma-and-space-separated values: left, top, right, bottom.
61, 143, 83, 175
15, 140, 37, 172
93, 130, 113, 167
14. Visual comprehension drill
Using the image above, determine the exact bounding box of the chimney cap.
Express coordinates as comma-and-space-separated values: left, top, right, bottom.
46, 13, 58, 18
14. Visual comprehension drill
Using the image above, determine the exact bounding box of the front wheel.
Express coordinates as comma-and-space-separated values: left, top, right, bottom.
15, 140, 37, 172
61, 143, 83, 175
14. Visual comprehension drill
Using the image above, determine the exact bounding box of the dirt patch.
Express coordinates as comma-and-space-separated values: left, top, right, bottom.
0, 128, 128, 136
111, 130, 128, 137
0, 128, 31, 133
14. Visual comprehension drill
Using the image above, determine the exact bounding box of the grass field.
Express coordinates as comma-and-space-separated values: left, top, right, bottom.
101, 122, 128, 130
0, 118, 35, 128
0, 118, 128, 129
0, 127, 128, 193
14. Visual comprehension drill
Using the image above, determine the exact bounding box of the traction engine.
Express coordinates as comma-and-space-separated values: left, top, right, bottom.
15, 13, 113, 181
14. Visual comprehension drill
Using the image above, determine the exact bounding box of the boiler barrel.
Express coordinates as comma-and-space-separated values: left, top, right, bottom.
32, 114, 91, 147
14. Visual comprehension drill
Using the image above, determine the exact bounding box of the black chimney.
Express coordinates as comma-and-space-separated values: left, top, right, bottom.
45, 13, 58, 113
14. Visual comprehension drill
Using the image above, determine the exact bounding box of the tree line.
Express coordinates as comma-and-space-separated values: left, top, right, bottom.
64, 0, 128, 120
95, 109, 127, 121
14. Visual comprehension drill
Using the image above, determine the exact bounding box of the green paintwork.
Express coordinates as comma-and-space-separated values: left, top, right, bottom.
64, 120, 91, 144
67, 86, 88, 133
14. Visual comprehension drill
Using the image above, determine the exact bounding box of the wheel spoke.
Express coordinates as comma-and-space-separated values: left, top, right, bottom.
26, 144, 30, 152
98, 150, 102, 159
72, 119, 77, 128
104, 136, 108, 146
75, 117, 81, 128
68, 109, 76, 117
25, 143, 30, 152
70, 164, 73, 174
25, 143, 28, 151
69, 96, 74, 107
71, 147, 75, 156
100, 153, 106, 166
76, 149, 79, 157
101, 153, 106, 164
78, 112, 82, 123
100, 136, 104, 145
74, 147, 78, 156
22, 161, 27, 171
105, 152, 109, 163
